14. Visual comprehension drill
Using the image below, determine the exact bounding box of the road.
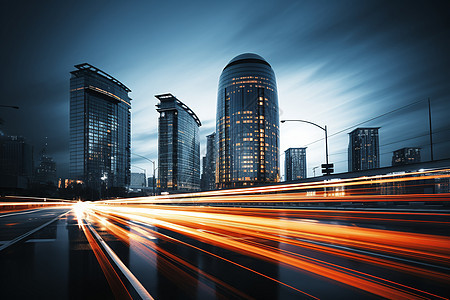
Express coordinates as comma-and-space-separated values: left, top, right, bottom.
0, 200, 449, 299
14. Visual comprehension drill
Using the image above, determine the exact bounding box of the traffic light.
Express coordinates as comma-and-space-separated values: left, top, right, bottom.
322, 163, 334, 175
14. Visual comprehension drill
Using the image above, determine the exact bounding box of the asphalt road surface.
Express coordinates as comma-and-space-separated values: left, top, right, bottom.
1, 201, 449, 300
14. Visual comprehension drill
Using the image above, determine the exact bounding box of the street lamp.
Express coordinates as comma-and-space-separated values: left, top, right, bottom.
132, 153, 156, 196
281, 119, 333, 175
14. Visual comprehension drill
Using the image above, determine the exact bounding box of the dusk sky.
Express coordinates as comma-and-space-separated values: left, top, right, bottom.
1, 0, 449, 179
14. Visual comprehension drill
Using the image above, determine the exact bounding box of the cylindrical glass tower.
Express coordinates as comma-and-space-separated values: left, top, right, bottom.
216, 53, 280, 188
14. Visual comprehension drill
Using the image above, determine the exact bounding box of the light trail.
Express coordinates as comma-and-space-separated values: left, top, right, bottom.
99, 168, 450, 205
1, 169, 449, 298
82, 201, 449, 299
85, 210, 318, 299
79, 214, 133, 299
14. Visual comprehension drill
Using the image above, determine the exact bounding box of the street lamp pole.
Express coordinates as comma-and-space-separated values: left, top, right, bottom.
131, 165, 147, 191
281, 119, 330, 168
132, 153, 156, 196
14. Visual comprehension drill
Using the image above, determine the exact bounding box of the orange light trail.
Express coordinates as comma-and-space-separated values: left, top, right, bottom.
2, 169, 449, 298
81, 202, 449, 299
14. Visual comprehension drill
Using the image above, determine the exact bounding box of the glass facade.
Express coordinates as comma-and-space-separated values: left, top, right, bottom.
285, 148, 306, 181
69, 63, 131, 195
216, 53, 280, 188
156, 93, 201, 192
348, 128, 380, 172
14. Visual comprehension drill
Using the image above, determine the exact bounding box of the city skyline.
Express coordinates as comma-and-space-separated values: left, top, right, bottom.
1, 1, 449, 179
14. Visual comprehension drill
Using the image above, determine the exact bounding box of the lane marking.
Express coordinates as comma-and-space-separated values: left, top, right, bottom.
0, 210, 70, 251
81, 219, 132, 299
86, 222, 154, 300
0, 209, 42, 218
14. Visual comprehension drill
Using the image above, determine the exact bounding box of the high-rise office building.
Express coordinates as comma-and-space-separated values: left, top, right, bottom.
0, 134, 33, 191
284, 148, 306, 181
156, 93, 201, 192
69, 63, 131, 198
348, 127, 380, 172
216, 53, 280, 188
392, 147, 421, 166
201, 132, 216, 191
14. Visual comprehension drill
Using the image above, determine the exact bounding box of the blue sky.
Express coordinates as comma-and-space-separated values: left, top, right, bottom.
1, 0, 449, 178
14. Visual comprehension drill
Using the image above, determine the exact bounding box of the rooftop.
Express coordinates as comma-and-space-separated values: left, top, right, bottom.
155, 93, 201, 126
223, 53, 271, 70
72, 63, 131, 92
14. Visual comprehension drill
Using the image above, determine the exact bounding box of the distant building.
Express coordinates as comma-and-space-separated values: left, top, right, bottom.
201, 156, 207, 190
69, 63, 131, 199
0, 134, 33, 191
156, 93, 201, 192
147, 176, 156, 190
34, 140, 56, 187
129, 172, 146, 190
392, 147, 421, 166
216, 53, 280, 188
284, 148, 306, 181
201, 132, 216, 191
34, 155, 56, 186
348, 127, 380, 172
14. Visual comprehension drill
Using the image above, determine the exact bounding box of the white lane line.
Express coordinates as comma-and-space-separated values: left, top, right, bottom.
0, 209, 42, 218
86, 222, 154, 300
0, 210, 71, 251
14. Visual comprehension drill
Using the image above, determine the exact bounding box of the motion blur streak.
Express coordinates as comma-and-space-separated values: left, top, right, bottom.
86, 210, 318, 299
85, 203, 448, 299
76, 207, 133, 299
1, 170, 449, 298
98, 169, 450, 205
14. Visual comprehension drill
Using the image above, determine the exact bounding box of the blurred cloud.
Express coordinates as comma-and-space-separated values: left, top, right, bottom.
0, 0, 448, 178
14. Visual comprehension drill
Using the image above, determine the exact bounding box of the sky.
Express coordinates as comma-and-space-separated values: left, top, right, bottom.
1, 0, 449, 179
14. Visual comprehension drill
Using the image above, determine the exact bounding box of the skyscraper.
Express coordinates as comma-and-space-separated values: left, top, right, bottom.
156, 93, 201, 192
69, 63, 131, 198
34, 141, 57, 186
284, 148, 306, 181
392, 147, 421, 166
216, 53, 280, 188
348, 127, 380, 172
201, 132, 216, 191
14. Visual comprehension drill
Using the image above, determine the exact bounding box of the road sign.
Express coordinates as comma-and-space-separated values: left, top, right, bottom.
322, 163, 334, 175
